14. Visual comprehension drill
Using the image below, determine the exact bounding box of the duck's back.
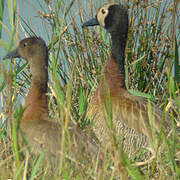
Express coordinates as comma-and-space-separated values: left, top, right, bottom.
87, 90, 168, 154
20, 117, 99, 169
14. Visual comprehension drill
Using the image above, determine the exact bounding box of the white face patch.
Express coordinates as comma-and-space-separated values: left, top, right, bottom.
97, 3, 119, 27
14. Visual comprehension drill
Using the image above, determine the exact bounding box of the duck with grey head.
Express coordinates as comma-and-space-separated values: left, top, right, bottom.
3, 37, 100, 171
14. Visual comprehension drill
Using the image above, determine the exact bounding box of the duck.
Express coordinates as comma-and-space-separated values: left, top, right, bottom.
82, 3, 170, 159
3, 37, 99, 170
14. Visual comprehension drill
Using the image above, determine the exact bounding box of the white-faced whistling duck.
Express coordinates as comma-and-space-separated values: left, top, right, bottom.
3, 37, 99, 169
82, 3, 170, 162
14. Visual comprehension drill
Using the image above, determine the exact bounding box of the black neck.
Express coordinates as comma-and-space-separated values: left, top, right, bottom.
111, 31, 127, 75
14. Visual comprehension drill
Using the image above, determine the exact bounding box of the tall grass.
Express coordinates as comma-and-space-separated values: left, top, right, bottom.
0, 0, 179, 179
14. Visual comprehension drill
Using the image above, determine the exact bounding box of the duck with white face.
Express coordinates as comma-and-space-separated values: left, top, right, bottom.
82, 3, 170, 165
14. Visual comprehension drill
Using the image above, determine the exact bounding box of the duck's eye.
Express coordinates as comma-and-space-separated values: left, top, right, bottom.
101, 9, 106, 14
23, 42, 28, 47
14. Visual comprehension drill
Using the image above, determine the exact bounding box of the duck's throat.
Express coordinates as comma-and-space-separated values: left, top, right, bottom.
22, 66, 48, 122
104, 56, 126, 93
111, 31, 127, 76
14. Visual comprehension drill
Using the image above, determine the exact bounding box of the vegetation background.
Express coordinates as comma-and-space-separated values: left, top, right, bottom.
0, 0, 179, 179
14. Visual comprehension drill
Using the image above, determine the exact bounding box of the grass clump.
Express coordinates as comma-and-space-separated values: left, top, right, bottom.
0, 0, 179, 179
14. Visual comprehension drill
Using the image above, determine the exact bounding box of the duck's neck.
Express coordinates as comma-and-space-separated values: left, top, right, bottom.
27, 68, 48, 106
111, 31, 126, 76
22, 54, 48, 122
30, 63, 48, 94
102, 31, 127, 95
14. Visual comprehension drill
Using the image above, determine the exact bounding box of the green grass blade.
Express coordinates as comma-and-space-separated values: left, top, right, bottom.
174, 36, 180, 83
0, 0, 4, 38
29, 153, 44, 180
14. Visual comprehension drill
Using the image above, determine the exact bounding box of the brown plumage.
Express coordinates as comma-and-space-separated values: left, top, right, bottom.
82, 3, 169, 155
3, 37, 99, 169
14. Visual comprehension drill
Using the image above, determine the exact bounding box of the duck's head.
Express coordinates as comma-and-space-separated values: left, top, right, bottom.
82, 3, 128, 34
3, 37, 48, 64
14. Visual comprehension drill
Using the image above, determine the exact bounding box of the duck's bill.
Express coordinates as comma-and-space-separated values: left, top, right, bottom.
3, 48, 20, 60
82, 18, 99, 28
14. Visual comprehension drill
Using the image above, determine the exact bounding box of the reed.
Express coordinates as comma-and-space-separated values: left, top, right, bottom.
0, 0, 179, 179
